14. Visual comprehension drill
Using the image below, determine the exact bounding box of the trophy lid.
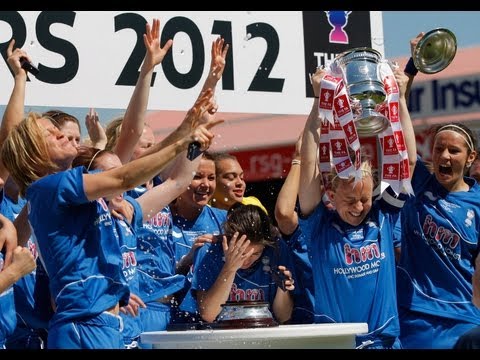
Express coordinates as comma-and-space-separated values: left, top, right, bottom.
413, 28, 457, 74
334, 47, 382, 65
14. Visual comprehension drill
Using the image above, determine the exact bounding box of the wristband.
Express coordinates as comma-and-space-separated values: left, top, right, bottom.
291, 159, 301, 166
404, 57, 418, 76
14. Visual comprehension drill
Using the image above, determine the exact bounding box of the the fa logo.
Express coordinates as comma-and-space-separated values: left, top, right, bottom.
325, 11, 352, 44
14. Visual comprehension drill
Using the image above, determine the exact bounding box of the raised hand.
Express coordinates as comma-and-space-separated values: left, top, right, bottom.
198, 95, 219, 126
143, 18, 173, 70
85, 108, 107, 149
6, 39, 31, 77
394, 67, 410, 98
184, 88, 224, 151
311, 67, 327, 97
209, 37, 229, 82
410, 32, 425, 57
222, 232, 254, 271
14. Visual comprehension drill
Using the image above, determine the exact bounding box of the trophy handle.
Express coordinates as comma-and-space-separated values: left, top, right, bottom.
413, 28, 457, 74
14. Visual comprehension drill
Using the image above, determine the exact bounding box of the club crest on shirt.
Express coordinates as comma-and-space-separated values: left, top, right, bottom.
465, 209, 475, 227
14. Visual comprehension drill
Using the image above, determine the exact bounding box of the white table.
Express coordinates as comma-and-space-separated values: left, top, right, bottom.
140, 323, 368, 349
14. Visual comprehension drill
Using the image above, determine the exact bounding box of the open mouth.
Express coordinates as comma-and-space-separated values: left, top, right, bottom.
438, 164, 452, 175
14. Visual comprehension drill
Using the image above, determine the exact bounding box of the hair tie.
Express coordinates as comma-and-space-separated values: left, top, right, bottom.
436, 124, 474, 152
87, 149, 103, 171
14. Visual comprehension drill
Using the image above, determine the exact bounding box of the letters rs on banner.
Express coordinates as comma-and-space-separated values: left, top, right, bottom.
0, 11, 383, 115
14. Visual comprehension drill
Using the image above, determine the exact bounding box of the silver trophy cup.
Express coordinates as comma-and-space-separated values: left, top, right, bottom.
332, 47, 389, 137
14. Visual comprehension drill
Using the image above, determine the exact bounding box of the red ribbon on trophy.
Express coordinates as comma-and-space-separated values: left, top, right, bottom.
377, 61, 413, 195
318, 75, 362, 185
317, 60, 413, 196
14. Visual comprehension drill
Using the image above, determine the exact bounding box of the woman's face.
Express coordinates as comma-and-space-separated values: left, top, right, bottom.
214, 158, 246, 208
177, 159, 216, 210
328, 176, 373, 227
239, 243, 265, 270
59, 120, 81, 148
38, 117, 78, 169
432, 130, 476, 191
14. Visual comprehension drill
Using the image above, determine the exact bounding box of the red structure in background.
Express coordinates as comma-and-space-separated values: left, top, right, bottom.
232, 136, 379, 182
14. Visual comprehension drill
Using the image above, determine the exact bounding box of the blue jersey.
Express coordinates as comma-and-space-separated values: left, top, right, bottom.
115, 197, 141, 286
283, 223, 315, 324
171, 205, 227, 264
136, 205, 186, 304
0, 190, 49, 348
115, 196, 142, 345
0, 253, 16, 347
301, 188, 404, 344
393, 213, 402, 250
397, 157, 480, 324
192, 238, 295, 319
127, 176, 185, 304
26, 166, 130, 326
172, 206, 227, 314
0, 192, 45, 326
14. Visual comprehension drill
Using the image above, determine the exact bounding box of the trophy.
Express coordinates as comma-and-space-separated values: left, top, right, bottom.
332, 47, 389, 137
413, 28, 457, 74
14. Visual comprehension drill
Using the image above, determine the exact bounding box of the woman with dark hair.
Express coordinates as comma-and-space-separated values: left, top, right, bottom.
396, 122, 480, 348
192, 203, 295, 324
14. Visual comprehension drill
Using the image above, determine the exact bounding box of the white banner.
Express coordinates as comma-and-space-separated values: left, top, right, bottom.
0, 11, 383, 115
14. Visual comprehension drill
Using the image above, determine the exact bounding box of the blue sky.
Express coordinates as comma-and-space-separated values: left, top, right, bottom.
383, 11, 480, 58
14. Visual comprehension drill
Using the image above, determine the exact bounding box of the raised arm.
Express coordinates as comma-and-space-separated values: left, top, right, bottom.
138, 37, 229, 157
394, 67, 417, 178
114, 18, 173, 164
298, 69, 325, 216
275, 131, 302, 235
136, 105, 224, 216
404, 32, 424, 103
0, 39, 30, 183
201, 37, 229, 94
83, 89, 222, 201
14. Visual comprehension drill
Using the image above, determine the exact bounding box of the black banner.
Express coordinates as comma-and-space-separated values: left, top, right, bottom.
302, 11, 373, 98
